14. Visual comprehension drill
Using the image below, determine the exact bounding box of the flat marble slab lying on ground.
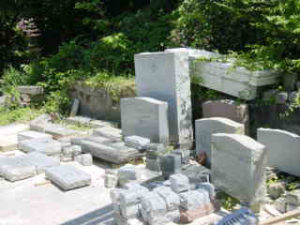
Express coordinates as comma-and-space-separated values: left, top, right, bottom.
0, 124, 29, 151
66, 116, 119, 128
19, 138, 62, 156
18, 130, 52, 143
45, 165, 91, 191
25, 152, 59, 174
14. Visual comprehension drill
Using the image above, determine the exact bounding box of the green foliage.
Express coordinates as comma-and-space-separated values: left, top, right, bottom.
217, 192, 239, 211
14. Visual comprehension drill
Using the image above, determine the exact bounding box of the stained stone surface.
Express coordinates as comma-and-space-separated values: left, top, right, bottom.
257, 128, 300, 177
25, 152, 59, 174
45, 165, 91, 190
211, 133, 267, 203
19, 138, 62, 156
135, 49, 193, 147
29, 114, 52, 132
70, 98, 80, 117
0, 156, 36, 181
179, 190, 210, 210
153, 186, 180, 211
195, 117, 244, 166
18, 130, 52, 143
121, 97, 169, 145
124, 136, 150, 150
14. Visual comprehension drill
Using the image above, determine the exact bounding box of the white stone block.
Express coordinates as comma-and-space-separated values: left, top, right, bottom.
18, 130, 52, 143
19, 138, 62, 156
74, 153, 93, 166
124, 135, 151, 150
169, 174, 190, 193
25, 152, 59, 174
153, 186, 180, 211
179, 190, 210, 210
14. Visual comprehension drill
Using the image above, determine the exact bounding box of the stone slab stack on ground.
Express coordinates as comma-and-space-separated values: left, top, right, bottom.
74, 153, 93, 166
195, 117, 245, 166
45, 165, 91, 191
124, 135, 150, 150
19, 138, 62, 158
0, 156, 36, 181
18, 130, 52, 143
0, 123, 29, 151
211, 133, 267, 205
202, 99, 250, 134
25, 152, 59, 174
257, 128, 300, 177
121, 97, 169, 145
135, 49, 193, 148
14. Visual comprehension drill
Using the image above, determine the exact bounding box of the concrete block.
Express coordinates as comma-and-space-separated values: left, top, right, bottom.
195, 117, 244, 166
159, 154, 182, 179
212, 133, 267, 203
180, 203, 215, 223
74, 154, 93, 166
179, 189, 210, 210
18, 130, 52, 143
19, 138, 62, 156
0, 156, 36, 181
202, 99, 249, 134
45, 165, 91, 190
170, 174, 190, 193
153, 186, 180, 211
121, 97, 169, 145
124, 135, 150, 150
118, 165, 141, 185
135, 49, 193, 147
25, 152, 59, 174
257, 128, 300, 177
105, 169, 118, 188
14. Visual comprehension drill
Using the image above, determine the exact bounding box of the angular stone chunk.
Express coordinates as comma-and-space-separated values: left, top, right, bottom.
195, 117, 244, 166
45, 165, 91, 190
25, 152, 59, 174
74, 153, 93, 166
257, 128, 300, 177
93, 126, 122, 140
153, 186, 180, 211
179, 190, 210, 210
29, 114, 52, 132
0, 123, 29, 151
135, 49, 193, 147
121, 97, 169, 145
211, 134, 267, 203
19, 138, 62, 156
170, 174, 190, 193
159, 154, 182, 179
124, 135, 151, 150
0, 156, 36, 181
18, 130, 52, 143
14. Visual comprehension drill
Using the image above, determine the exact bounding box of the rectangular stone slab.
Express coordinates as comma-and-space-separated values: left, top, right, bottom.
0, 156, 36, 181
45, 165, 91, 190
25, 152, 59, 174
18, 130, 52, 143
93, 127, 122, 140
19, 138, 62, 156
0, 124, 29, 151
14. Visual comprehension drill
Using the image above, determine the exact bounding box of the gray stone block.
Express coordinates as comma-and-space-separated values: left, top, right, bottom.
153, 186, 180, 211
105, 170, 118, 189
257, 128, 300, 177
212, 133, 267, 203
0, 156, 36, 181
25, 152, 59, 174
146, 158, 161, 171
135, 49, 193, 147
195, 117, 244, 166
17, 130, 52, 143
159, 154, 182, 179
93, 126, 122, 140
17, 85, 44, 95
171, 149, 190, 164
196, 183, 216, 200
121, 97, 169, 145
170, 174, 190, 193
124, 135, 151, 150
118, 165, 141, 185
179, 190, 210, 210
74, 153, 93, 166
45, 165, 91, 190
19, 138, 62, 156
181, 164, 211, 184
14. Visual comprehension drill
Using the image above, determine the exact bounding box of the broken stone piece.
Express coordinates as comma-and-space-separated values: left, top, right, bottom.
74, 153, 93, 166
171, 149, 190, 164
170, 174, 190, 193
19, 138, 62, 156
180, 203, 215, 223
179, 190, 210, 210
124, 135, 151, 150
25, 152, 59, 174
45, 165, 91, 191
159, 154, 182, 179
18, 130, 52, 143
153, 186, 180, 211
267, 183, 285, 199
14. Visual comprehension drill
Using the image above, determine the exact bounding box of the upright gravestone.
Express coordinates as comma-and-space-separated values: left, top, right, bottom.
195, 117, 244, 166
257, 128, 300, 177
211, 134, 267, 205
134, 49, 193, 148
121, 97, 169, 145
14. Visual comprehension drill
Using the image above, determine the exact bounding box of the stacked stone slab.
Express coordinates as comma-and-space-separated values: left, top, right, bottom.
257, 128, 300, 177
0, 123, 29, 151
202, 99, 250, 134
195, 117, 245, 166
25, 152, 59, 174
105, 169, 118, 188
18, 130, 52, 143
134, 49, 193, 148
211, 134, 267, 205
121, 97, 169, 145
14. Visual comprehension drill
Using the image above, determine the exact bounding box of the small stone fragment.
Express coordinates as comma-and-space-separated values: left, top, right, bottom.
268, 183, 285, 199
74, 154, 93, 166
105, 169, 118, 188
170, 174, 190, 193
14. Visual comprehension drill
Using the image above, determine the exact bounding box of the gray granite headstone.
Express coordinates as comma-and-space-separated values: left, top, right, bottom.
211, 133, 267, 204
257, 128, 300, 177
121, 97, 169, 145
134, 49, 193, 148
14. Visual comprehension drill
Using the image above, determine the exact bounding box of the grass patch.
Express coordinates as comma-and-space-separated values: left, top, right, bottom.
0, 107, 44, 126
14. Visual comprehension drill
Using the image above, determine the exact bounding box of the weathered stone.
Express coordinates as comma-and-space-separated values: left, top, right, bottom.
66, 116, 92, 126
43, 123, 83, 139
29, 114, 51, 132
289, 91, 299, 103
45, 165, 91, 190
17, 85, 43, 95
25, 152, 59, 174
170, 174, 190, 193
180, 203, 215, 223
118, 164, 141, 185
286, 189, 300, 206
93, 126, 122, 140
257, 128, 300, 177
274, 197, 287, 213
159, 154, 182, 179
275, 92, 288, 104
70, 98, 80, 117
135, 49, 193, 147
267, 183, 285, 199
171, 149, 190, 164
0, 156, 36, 181
153, 186, 180, 211
121, 97, 169, 145
124, 135, 151, 150
74, 153, 93, 166
181, 164, 211, 184
212, 133, 267, 204
195, 117, 244, 166
18, 130, 52, 143
202, 99, 249, 134
90, 119, 119, 129
105, 169, 118, 188
19, 138, 62, 156
263, 89, 278, 102
196, 183, 216, 200
146, 158, 161, 172
179, 189, 210, 210
0, 123, 29, 151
